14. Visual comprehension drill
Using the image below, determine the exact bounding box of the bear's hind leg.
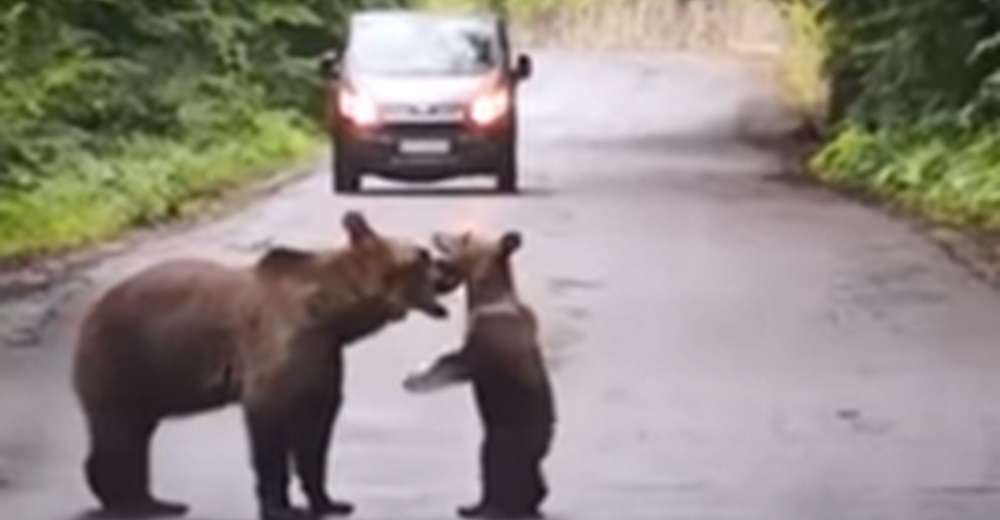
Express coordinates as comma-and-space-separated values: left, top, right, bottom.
464, 428, 549, 519
245, 406, 312, 520
519, 426, 552, 517
83, 411, 189, 517
457, 431, 504, 518
512, 425, 552, 518
518, 459, 548, 518
291, 395, 354, 516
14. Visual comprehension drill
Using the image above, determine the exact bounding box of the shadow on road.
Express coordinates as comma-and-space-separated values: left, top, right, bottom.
345, 186, 556, 198
71, 511, 243, 520
66, 510, 574, 520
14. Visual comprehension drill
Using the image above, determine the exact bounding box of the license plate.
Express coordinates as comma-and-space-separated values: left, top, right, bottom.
399, 139, 451, 155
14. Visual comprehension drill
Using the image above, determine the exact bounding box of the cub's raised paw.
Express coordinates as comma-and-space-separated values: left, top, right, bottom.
402, 361, 465, 394
403, 370, 441, 393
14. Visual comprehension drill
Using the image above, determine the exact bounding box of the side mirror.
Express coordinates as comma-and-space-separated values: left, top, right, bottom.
514, 54, 532, 81
319, 50, 341, 79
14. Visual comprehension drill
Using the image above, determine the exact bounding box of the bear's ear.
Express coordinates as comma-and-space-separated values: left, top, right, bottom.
257, 247, 316, 276
499, 231, 522, 256
343, 210, 377, 246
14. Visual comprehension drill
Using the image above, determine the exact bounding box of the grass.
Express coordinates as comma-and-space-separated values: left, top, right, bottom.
814, 123, 1000, 229
0, 110, 319, 262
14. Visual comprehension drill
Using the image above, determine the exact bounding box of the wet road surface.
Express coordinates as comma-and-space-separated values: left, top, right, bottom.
4, 51, 1000, 520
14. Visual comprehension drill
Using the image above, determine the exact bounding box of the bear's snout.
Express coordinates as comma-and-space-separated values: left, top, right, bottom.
431, 258, 463, 296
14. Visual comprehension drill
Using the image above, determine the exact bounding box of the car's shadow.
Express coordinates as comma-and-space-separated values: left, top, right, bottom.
344, 186, 555, 198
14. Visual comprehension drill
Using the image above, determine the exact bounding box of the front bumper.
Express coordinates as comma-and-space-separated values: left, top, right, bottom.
335, 119, 512, 180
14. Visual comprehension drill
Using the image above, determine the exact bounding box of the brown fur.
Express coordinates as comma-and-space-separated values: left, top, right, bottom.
73, 211, 458, 520
404, 230, 555, 519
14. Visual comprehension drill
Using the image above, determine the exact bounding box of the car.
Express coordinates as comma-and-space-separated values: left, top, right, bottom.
319, 9, 533, 194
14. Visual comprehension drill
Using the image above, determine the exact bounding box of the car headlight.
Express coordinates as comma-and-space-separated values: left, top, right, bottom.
339, 87, 380, 126
469, 87, 510, 126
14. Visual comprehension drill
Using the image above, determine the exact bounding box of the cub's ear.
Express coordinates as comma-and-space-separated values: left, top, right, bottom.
342, 210, 376, 245
499, 231, 522, 256
257, 247, 316, 276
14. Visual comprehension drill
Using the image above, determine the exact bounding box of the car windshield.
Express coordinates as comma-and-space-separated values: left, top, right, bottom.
346, 16, 500, 76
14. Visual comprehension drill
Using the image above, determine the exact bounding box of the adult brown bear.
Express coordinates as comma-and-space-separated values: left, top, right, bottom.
403, 230, 556, 519
72, 211, 460, 520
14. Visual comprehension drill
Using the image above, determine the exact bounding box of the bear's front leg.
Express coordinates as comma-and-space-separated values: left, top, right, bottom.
290, 392, 354, 516
245, 405, 310, 520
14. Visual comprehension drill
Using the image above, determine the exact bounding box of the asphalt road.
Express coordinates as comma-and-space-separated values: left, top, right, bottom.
4, 51, 1000, 520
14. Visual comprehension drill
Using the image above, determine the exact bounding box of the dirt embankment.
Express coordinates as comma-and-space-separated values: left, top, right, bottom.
514, 0, 789, 57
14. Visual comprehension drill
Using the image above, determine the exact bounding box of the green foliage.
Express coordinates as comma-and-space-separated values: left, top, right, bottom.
0, 0, 409, 259
799, 0, 1000, 229
0, 111, 315, 259
0, 0, 375, 180
817, 0, 1000, 127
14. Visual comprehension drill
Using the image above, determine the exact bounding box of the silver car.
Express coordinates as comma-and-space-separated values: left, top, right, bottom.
320, 9, 533, 193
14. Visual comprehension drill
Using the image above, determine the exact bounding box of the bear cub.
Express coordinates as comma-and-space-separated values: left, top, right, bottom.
404, 230, 556, 519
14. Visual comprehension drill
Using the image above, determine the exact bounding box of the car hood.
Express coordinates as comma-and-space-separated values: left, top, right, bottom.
347, 72, 499, 105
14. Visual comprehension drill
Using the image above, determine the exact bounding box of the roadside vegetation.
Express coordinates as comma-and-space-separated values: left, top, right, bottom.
788, 1, 1000, 231
0, 0, 408, 262
7, 0, 998, 262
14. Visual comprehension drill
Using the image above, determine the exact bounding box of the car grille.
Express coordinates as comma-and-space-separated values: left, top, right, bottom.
380, 102, 466, 124
380, 121, 467, 136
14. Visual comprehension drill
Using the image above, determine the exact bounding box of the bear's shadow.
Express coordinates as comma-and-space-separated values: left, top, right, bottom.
72, 507, 574, 520
71, 510, 243, 520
